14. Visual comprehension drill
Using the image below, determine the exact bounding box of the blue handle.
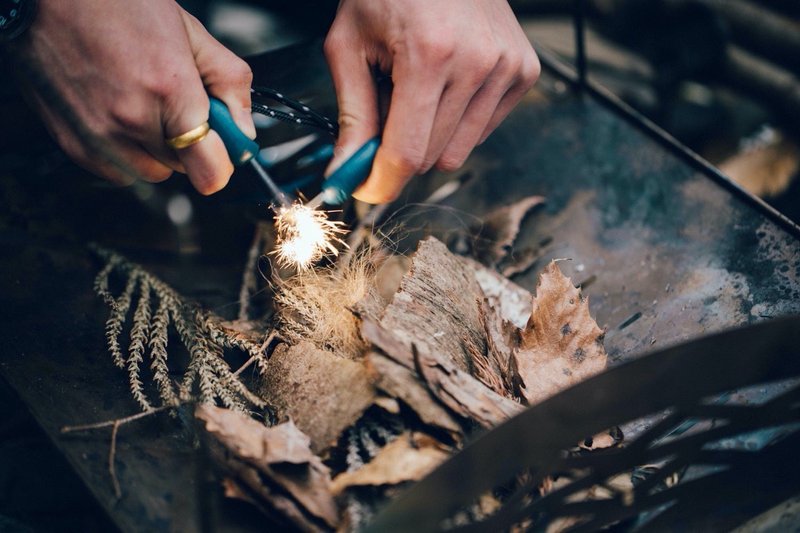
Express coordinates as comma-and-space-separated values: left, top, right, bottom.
321, 137, 380, 205
208, 97, 259, 166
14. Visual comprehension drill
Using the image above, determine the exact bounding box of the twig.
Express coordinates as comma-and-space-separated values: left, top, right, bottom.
109, 421, 122, 499
61, 404, 175, 433
231, 330, 278, 379
62, 404, 184, 500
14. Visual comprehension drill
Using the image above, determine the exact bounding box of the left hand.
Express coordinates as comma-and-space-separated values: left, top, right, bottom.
323, 0, 540, 204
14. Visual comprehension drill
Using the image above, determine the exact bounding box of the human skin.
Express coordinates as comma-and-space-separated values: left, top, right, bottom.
12, 0, 256, 194
324, 0, 540, 203
13, 0, 538, 203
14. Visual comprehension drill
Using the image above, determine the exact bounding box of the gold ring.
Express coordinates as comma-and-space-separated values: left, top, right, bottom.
165, 121, 210, 150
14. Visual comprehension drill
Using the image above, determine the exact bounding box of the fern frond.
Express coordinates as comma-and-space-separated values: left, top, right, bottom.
106, 272, 140, 369
148, 297, 178, 407
127, 278, 152, 411
93, 255, 119, 305
92, 244, 269, 414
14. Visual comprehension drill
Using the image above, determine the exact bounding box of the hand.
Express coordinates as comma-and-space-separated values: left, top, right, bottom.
12, 0, 255, 194
324, 0, 540, 204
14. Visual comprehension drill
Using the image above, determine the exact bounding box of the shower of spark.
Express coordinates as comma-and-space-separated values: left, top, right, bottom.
274, 202, 347, 270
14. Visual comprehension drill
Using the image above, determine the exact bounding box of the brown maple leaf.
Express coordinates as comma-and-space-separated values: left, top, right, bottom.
512, 261, 607, 406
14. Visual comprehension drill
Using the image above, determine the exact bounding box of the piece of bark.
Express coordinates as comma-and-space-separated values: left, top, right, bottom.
512, 261, 607, 406
260, 341, 375, 453
364, 349, 462, 435
413, 342, 525, 428
472, 196, 545, 268
468, 257, 531, 393
465, 256, 534, 328
331, 432, 450, 495
479, 298, 521, 395
197, 405, 315, 465
363, 318, 523, 428
378, 237, 486, 375
231, 459, 328, 532
197, 405, 339, 529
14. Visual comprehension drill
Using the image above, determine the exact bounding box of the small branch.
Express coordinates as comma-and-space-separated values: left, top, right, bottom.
62, 403, 186, 500
109, 421, 122, 499
231, 331, 277, 379
61, 404, 175, 434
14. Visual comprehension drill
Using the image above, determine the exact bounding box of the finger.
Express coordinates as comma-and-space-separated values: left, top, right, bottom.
323, 31, 380, 176
106, 141, 174, 184
354, 61, 444, 204
68, 129, 173, 185
32, 92, 171, 186
421, 54, 499, 172
158, 23, 235, 195
142, 143, 186, 175
478, 55, 541, 144
161, 77, 234, 195
181, 10, 255, 139
435, 75, 509, 172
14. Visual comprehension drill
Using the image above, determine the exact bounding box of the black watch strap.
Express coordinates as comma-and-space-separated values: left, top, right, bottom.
0, 0, 38, 43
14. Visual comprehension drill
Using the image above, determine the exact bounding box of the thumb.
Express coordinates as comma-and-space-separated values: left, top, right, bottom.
323, 34, 379, 177
181, 9, 256, 140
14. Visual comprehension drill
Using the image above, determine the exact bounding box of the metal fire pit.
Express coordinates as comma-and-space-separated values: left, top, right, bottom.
0, 22, 798, 532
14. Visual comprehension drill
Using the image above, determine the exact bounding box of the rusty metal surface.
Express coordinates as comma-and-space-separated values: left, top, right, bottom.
0, 40, 799, 531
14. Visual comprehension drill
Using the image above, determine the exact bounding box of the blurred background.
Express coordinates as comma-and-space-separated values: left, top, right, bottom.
196, 0, 800, 223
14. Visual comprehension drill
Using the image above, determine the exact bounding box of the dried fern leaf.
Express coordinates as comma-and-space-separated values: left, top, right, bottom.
148, 297, 179, 407
128, 278, 153, 411
93, 255, 120, 305
106, 271, 140, 369
91, 245, 269, 413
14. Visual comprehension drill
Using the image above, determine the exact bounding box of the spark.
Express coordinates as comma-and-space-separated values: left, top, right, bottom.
274, 202, 347, 270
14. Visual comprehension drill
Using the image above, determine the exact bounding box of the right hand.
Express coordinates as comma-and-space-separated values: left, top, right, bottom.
11, 0, 255, 194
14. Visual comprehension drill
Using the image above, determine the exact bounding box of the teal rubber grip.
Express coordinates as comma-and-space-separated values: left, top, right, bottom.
321, 137, 380, 205
208, 97, 259, 166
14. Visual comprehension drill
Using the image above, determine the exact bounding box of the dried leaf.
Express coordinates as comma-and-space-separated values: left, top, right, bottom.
222, 477, 257, 504
196, 405, 314, 465
197, 405, 339, 529
225, 460, 329, 532
473, 196, 545, 267
331, 432, 450, 494
260, 342, 375, 453
512, 261, 607, 406
578, 428, 622, 451
373, 396, 401, 415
